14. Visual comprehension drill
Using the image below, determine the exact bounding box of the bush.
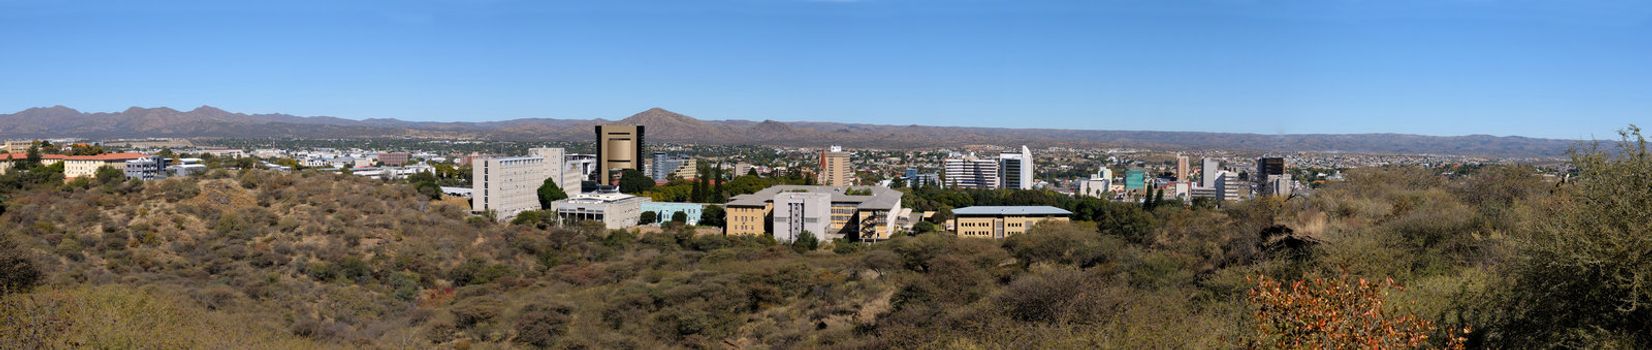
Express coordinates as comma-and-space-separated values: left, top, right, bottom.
0, 243, 41, 296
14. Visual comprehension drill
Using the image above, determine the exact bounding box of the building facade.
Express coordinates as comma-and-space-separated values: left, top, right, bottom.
772, 193, 832, 243
949, 206, 1072, 239
944, 154, 999, 190
817, 146, 852, 187
0, 153, 65, 174
64, 153, 149, 179
124, 156, 171, 181
1201, 158, 1221, 188
551, 192, 644, 229
640, 201, 706, 225
596, 124, 644, 184
724, 185, 903, 241
998, 145, 1033, 190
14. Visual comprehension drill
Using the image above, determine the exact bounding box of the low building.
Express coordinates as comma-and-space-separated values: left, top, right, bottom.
551, 192, 645, 229
949, 206, 1073, 239
724, 185, 903, 242
379, 152, 411, 167
64, 153, 148, 179
2, 140, 34, 154
640, 201, 705, 226
124, 156, 171, 181
0, 153, 66, 174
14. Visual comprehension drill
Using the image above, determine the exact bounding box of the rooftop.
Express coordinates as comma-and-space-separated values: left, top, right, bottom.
0, 153, 68, 161
64, 152, 148, 161
952, 206, 1074, 216
726, 185, 902, 210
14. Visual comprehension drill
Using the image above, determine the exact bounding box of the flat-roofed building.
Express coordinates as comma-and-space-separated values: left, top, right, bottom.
378, 152, 411, 166
124, 156, 171, 181
724, 185, 904, 241
949, 206, 1073, 239
944, 154, 998, 189
596, 124, 644, 185
471, 147, 582, 220
552, 192, 644, 229
64, 153, 148, 179
641, 201, 706, 226
2, 140, 35, 154
817, 146, 852, 187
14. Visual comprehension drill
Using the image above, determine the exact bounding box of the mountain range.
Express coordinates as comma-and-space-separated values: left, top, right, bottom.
0, 106, 1582, 157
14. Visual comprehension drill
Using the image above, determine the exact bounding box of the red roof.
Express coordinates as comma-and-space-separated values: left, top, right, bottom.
63, 152, 148, 161
0, 153, 67, 161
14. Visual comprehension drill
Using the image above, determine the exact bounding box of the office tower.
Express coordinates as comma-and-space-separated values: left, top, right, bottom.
1201, 158, 1221, 188
1176, 154, 1190, 183
998, 145, 1034, 190
651, 152, 691, 181
595, 124, 645, 185
1256, 157, 1285, 179
944, 153, 999, 190
817, 146, 852, 187
1215, 171, 1247, 201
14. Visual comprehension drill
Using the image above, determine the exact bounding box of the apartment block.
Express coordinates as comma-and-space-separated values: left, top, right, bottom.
817, 146, 852, 187
944, 154, 998, 190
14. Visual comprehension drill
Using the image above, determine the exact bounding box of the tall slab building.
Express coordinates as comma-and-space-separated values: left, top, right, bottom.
595, 124, 644, 185
998, 145, 1033, 190
817, 146, 852, 187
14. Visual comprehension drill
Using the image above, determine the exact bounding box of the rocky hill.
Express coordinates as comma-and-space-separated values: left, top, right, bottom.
0, 105, 1583, 157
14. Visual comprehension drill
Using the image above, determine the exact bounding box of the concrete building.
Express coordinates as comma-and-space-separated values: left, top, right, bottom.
817, 146, 853, 187
2, 140, 35, 154
379, 152, 411, 167
772, 192, 832, 243
471, 147, 581, 219
904, 168, 940, 188
64, 153, 148, 179
998, 146, 1033, 190
1201, 158, 1222, 188
651, 152, 692, 181
1176, 154, 1190, 183
551, 192, 645, 229
1256, 157, 1286, 179
1215, 171, 1248, 201
1078, 167, 1114, 199
596, 124, 644, 185
725, 185, 903, 241
641, 201, 706, 226
1262, 174, 1293, 197
949, 206, 1073, 239
1124, 168, 1147, 192
124, 156, 171, 181
944, 153, 999, 190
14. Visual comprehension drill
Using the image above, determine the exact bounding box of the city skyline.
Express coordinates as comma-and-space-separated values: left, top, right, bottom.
3, 0, 1648, 139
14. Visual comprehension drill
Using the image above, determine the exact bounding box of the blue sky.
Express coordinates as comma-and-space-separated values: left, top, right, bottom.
1, 0, 1647, 139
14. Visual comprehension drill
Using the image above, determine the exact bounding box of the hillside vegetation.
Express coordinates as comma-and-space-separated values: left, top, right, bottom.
0, 128, 1646, 349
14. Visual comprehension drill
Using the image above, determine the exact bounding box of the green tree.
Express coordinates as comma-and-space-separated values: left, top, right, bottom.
640, 211, 658, 225
792, 230, 819, 253
711, 163, 724, 202
1095, 202, 1157, 244
537, 177, 568, 209
1489, 126, 1652, 347
699, 205, 725, 228
671, 211, 688, 224
94, 165, 125, 186
24, 144, 41, 168
0, 242, 41, 296
618, 169, 654, 194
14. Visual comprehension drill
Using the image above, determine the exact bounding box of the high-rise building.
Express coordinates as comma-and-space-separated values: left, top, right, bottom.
1201, 158, 1221, 188
998, 145, 1034, 190
817, 146, 852, 187
1262, 174, 1293, 197
1176, 154, 1190, 183
944, 153, 999, 190
651, 152, 691, 181
1078, 167, 1114, 199
1256, 157, 1285, 179
595, 124, 644, 185
1215, 171, 1248, 201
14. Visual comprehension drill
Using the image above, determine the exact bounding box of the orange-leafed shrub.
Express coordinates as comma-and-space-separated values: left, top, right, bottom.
1247, 273, 1468, 349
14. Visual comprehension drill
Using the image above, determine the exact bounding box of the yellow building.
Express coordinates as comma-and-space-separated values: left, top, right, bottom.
724, 185, 903, 241
0, 153, 66, 174
817, 146, 852, 187
63, 153, 148, 179
2, 140, 35, 154
949, 206, 1073, 239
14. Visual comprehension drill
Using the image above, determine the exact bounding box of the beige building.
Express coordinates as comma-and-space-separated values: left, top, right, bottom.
63, 153, 148, 179
3, 140, 35, 154
817, 146, 852, 187
471, 148, 582, 219
725, 185, 902, 241
949, 206, 1073, 239
0, 153, 66, 174
596, 124, 644, 184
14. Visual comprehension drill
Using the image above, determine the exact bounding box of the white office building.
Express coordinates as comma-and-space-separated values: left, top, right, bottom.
1201, 158, 1222, 188
1078, 167, 1113, 199
1215, 171, 1248, 201
944, 153, 999, 190
551, 192, 645, 229
471, 147, 584, 219
998, 145, 1034, 190
772, 192, 832, 243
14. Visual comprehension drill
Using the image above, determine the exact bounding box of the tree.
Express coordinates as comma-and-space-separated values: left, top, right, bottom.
414, 181, 443, 201
0, 242, 40, 296
792, 231, 819, 253
1094, 202, 1156, 244
618, 169, 654, 194
537, 178, 568, 209
699, 205, 726, 228
671, 211, 688, 224
24, 144, 40, 168
640, 211, 658, 225
94, 165, 125, 186
711, 163, 724, 202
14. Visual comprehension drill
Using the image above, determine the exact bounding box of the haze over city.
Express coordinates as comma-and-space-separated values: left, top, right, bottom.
3, 0, 1648, 139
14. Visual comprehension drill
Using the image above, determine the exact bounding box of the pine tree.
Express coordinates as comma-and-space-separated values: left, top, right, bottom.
711, 162, 724, 202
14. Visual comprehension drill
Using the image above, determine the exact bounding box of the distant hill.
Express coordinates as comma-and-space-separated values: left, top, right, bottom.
0, 105, 1582, 157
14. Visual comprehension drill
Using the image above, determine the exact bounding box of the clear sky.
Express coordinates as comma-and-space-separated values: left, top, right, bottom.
1, 0, 1647, 139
